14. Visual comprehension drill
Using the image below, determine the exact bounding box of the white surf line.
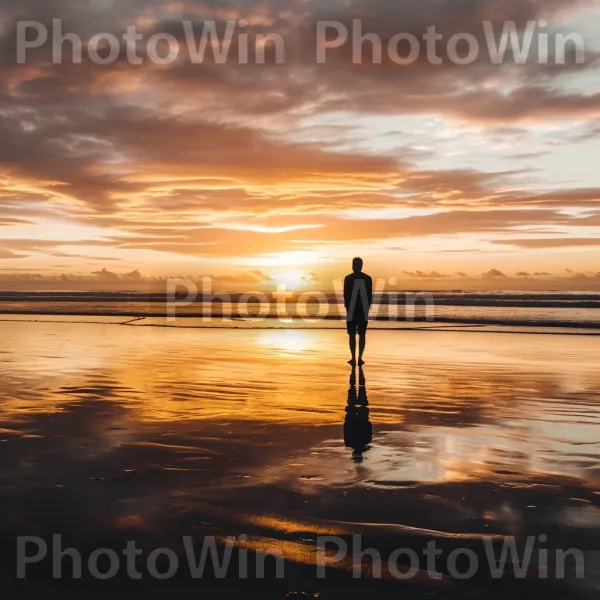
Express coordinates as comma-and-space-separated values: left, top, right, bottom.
0, 317, 133, 326
1, 316, 598, 335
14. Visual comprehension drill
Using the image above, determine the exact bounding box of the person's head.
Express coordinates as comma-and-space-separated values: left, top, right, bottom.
352, 257, 363, 273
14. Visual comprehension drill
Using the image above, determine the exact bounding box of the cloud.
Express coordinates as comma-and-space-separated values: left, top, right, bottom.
0, 248, 27, 259
0, 217, 34, 226
402, 270, 450, 279
3, 267, 600, 292
520, 189, 600, 207
98, 209, 578, 258
0, 0, 599, 283
481, 268, 507, 279
0, 268, 281, 291
51, 252, 122, 261
90, 268, 145, 282
214, 270, 274, 285
492, 237, 600, 248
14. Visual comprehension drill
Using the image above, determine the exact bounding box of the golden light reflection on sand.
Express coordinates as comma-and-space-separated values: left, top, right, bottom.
257, 329, 315, 355
245, 514, 349, 536
1, 321, 600, 491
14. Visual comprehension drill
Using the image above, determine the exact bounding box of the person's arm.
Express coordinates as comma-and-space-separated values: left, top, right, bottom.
343, 276, 351, 310
367, 276, 373, 308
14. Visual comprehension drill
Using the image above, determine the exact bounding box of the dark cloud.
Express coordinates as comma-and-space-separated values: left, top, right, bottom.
3, 267, 600, 292
482, 268, 507, 279
0, 267, 275, 291
402, 270, 449, 279
522, 188, 600, 207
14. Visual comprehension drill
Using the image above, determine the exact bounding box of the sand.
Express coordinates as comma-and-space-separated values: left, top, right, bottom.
0, 320, 599, 598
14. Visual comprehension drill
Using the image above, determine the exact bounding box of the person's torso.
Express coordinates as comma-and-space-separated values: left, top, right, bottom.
345, 273, 371, 319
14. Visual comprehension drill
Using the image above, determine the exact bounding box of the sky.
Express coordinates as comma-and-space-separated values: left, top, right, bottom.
1, 0, 600, 291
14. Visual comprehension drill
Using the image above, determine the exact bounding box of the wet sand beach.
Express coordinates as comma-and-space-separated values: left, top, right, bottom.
1, 320, 599, 598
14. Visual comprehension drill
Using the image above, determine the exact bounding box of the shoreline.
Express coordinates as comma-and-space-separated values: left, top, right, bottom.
2, 313, 600, 336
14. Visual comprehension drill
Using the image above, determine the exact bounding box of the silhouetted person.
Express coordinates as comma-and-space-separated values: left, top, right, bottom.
344, 366, 372, 462
344, 257, 373, 366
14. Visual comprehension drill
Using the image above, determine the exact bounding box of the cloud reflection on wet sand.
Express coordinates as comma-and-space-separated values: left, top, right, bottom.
0, 322, 599, 597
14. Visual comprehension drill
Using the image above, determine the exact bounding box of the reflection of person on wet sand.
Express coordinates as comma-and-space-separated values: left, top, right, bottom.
344, 366, 372, 462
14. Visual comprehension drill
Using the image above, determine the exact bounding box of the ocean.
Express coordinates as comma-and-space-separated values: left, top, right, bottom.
2, 290, 600, 330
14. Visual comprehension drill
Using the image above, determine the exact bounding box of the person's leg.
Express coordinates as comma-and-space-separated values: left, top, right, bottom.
358, 332, 366, 365
347, 322, 357, 365
348, 333, 357, 365
357, 322, 367, 365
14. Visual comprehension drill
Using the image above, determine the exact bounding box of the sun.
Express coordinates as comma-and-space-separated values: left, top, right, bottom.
274, 269, 305, 291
